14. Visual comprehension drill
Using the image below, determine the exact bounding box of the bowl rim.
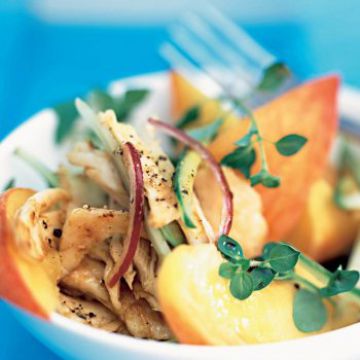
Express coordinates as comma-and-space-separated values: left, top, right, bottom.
1, 70, 360, 357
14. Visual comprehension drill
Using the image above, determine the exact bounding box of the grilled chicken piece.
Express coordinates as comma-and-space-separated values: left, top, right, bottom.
119, 286, 171, 340
132, 282, 159, 311
133, 238, 158, 296
61, 257, 111, 308
60, 207, 130, 274
13, 189, 70, 260
99, 110, 179, 228
67, 142, 128, 208
58, 294, 126, 333
58, 165, 107, 211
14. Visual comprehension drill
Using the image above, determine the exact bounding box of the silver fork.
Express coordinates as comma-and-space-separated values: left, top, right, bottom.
160, 5, 360, 134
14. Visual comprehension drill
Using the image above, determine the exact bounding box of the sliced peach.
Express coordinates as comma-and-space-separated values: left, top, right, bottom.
0, 189, 59, 319
171, 73, 339, 240
285, 179, 359, 261
157, 244, 333, 345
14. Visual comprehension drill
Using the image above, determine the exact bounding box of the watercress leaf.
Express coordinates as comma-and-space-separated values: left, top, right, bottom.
257, 62, 291, 92
187, 118, 224, 143
230, 272, 254, 300
221, 146, 256, 178
320, 269, 359, 297
250, 170, 280, 188
219, 262, 238, 279
177, 105, 201, 128
88, 89, 114, 112
275, 134, 307, 157
54, 101, 78, 144
217, 235, 244, 263
2, 178, 15, 191
293, 289, 327, 332
268, 244, 300, 272
237, 258, 251, 271
115, 89, 149, 120
250, 267, 275, 290
234, 129, 257, 148
262, 242, 277, 259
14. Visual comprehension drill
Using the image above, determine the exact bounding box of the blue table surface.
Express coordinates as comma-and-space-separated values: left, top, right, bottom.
1, 2, 360, 359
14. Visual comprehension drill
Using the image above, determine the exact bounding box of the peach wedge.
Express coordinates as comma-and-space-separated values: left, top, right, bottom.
0, 188, 58, 319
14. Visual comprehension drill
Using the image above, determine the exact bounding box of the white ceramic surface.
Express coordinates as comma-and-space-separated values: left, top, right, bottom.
0, 72, 359, 360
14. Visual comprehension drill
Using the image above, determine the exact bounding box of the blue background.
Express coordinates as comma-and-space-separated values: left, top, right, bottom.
1, 1, 360, 359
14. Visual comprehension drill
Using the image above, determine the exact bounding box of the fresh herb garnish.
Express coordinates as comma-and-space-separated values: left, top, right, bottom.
114, 89, 150, 120
257, 62, 291, 92
54, 88, 149, 144
176, 105, 201, 129
54, 101, 79, 144
14, 148, 59, 187
221, 144, 256, 178
275, 134, 308, 156
293, 289, 328, 332
186, 118, 224, 143
2, 178, 15, 191
217, 236, 360, 332
220, 99, 307, 188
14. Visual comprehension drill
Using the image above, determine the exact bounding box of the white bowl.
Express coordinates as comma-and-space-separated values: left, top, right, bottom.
0, 72, 359, 360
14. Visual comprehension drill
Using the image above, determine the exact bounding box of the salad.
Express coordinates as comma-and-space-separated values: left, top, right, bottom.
0, 69, 359, 345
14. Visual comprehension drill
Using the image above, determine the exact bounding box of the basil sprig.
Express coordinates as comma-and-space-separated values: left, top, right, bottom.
217, 236, 360, 333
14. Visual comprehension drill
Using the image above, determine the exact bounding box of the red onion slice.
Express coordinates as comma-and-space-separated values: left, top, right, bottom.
108, 142, 144, 287
148, 117, 233, 241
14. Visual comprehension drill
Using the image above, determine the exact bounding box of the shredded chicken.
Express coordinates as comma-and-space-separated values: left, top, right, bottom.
57, 294, 127, 333
99, 110, 179, 228
67, 142, 128, 208
61, 257, 111, 309
116, 286, 171, 340
58, 165, 107, 211
60, 207, 130, 274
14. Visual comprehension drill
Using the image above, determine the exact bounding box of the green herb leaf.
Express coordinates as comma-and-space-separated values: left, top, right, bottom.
320, 269, 359, 297
186, 118, 224, 143
293, 289, 327, 332
221, 146, 256, 178
230, 272, 254, 300
54, 101, 78, 144
2, 178, 15, 191
275, 134, 307, 157
257, 62, 291, 92
115, 89, 150, 120
250, 170, 280, 188
262, 242, 277, 259
217, 235, 244, 263
234, 128, 257, 148
268, 244, 300, 272
250, 267, 275, 290
177, 105, 201, 128
88, 89, 114, 112
237, 258, 251, 271
219, 262, 238, 279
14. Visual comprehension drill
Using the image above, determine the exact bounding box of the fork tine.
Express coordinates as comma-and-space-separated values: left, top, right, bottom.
159, 42, 224, 99
181, 13, 259, 83
169, 23, 251, 94
204, 5, 275, 68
